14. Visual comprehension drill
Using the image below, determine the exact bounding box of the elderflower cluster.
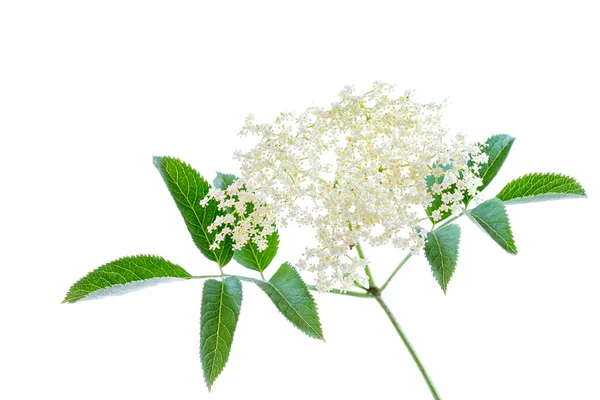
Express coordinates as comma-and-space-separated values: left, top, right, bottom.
201, 179, 277, 251
202, 82, 487, 292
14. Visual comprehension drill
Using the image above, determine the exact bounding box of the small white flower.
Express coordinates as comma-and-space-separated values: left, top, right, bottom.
223, 214, 235, 224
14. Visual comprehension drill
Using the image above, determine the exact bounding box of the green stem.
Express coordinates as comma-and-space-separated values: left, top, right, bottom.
364, 266, 376, 289
189, 274, 222, 280
375, 296, 441, 400
433, 212, 463, 231
355, 241, 376, 289
306, 285, 371, 298
353, 281, 369, 291
379, 252, 412, 293
190, 275, 370, 298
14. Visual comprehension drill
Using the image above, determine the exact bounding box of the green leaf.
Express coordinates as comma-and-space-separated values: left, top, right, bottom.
153, 156, 234, 267
496, 173, 587, 205
213, 172, 238, 190
200, 276, 243, 391
467, 198, 517, 254
63, 255, 191, 303
477, 134, 515, 191
254, 263, 324, 340
424, 224, 460, 294
233, 231, 279, 273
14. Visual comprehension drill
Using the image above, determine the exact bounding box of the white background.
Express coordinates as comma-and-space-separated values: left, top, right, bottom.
1, 1, 598, 399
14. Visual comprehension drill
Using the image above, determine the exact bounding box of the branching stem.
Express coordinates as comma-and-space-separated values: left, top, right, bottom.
190, 275, 370, 298
193, 209, 462, 399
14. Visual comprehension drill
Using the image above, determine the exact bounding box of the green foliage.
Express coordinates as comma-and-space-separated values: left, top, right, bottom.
467, 198, 517, 254
213, 172, 238, 190
233, 231, 279, 273
496, 173, 586, 204
153, 156, 234, 267
477, 134, 515, 191
254, 263, 324, 340
62, 147, 588, 396
63, 255, 191, 303
200, 277, 243, 391
424, 224, 461, 294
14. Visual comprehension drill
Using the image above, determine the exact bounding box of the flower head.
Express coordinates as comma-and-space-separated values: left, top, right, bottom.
202, 82, 486, 291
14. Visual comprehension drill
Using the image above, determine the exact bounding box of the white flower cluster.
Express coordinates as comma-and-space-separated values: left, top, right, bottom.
202, 82, 487, 292
427, 134, 488, 221
201, 179, 276, 251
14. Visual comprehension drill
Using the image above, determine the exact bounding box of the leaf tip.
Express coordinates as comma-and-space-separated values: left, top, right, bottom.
61, 293, 76, 304
313, 329, 326, 341
62, 288, 78, 304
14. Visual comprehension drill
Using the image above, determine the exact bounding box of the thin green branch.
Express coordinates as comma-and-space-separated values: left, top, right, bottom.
189, 275, 223, 280
307, 285, 371, 298
190, 275, 370, 298
379, 252, 412, 293
355, 241, 376, 289
433, 211, 463, 231
375, 296, 441, 400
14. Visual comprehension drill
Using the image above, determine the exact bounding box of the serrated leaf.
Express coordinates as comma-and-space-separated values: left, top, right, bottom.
468, 198, 517, 254
200, 276, 243, 391
254, 263, 324, 340
496, 173, 586, 205
233, 231, 279, 273
153, 156, 234, 267
477, 134, 515, 191
424, 224, 460, 294
63, 255, 191, 303
213, 172, 238, 190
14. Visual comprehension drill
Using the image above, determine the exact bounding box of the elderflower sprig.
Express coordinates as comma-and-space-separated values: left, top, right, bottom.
64, 82, 586, 400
